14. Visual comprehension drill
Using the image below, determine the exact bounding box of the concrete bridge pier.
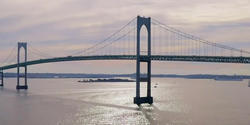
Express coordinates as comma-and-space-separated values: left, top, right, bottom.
134, 16, 153, 106
16, 42, 28, 90
0, 71, 3, 87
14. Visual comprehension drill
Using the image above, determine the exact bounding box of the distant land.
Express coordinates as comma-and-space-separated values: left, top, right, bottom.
78, 78, 135, 83
2, 73, 250, 81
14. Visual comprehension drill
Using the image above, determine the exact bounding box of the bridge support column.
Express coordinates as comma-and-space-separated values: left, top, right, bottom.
16, 42, 28, 90
0, 71, 3, 87
134, 16, 153, 106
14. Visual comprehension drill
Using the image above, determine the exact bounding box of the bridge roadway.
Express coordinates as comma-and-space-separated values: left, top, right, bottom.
1, 55, 250, 70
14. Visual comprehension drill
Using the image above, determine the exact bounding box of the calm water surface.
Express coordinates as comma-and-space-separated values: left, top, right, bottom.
0, 78, 250, 125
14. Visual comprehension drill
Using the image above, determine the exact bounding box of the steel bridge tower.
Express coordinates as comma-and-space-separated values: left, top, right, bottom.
0, 70, 3, 87
134, 16, 153, 105
16, 42, 28, 90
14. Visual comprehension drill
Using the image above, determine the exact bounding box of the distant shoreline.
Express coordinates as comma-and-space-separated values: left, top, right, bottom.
1, 73, 249, 81
78, 78, 135, 83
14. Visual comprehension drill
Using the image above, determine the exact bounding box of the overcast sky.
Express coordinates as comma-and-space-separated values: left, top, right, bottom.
0, 0, 250, 74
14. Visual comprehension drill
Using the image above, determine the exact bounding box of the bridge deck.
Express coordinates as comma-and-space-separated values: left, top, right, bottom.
1, 55, 250, 70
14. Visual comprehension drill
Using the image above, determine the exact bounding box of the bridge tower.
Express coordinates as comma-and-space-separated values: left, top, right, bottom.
16, 42, 28, 90
134, 16, 153, 105
0, 70, 3, 87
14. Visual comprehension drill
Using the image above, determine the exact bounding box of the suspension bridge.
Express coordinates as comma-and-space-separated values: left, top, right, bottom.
1, 16, 250, 105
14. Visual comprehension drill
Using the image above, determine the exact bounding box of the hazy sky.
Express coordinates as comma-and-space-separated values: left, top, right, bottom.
0, 0, 250, 74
